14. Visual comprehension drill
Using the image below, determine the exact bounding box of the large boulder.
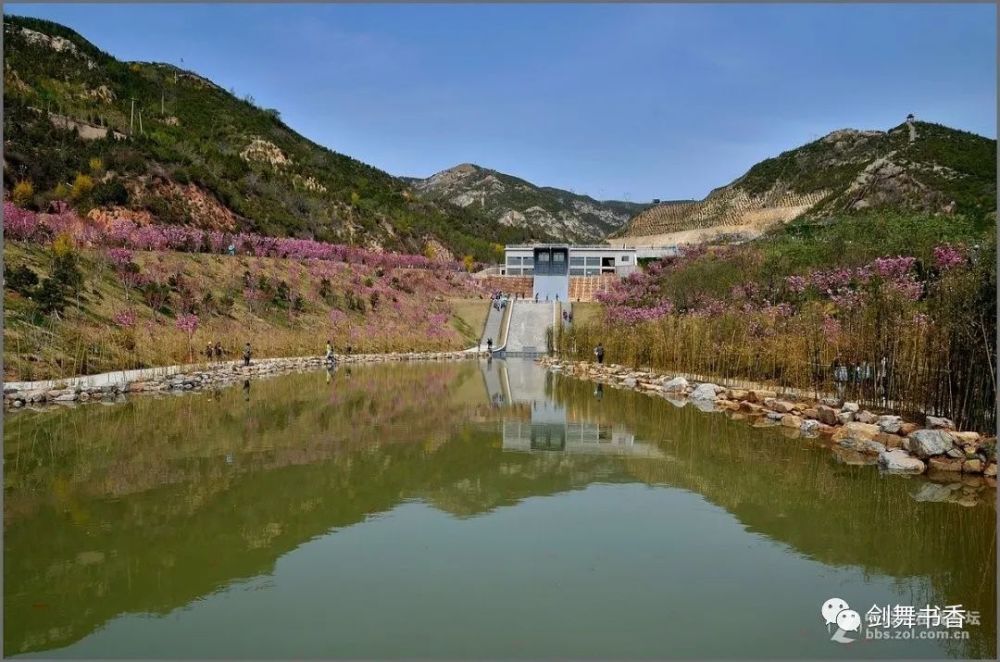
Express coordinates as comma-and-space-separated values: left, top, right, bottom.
962, 459, 984, 474
842, 402, 860, 413
877, 415, 903, 434
856, 410, 877, 424
816, 405, 839, 426
768, 400, 797, 414
662, 377, 688, 393
800, 419, 822, 435
832, 422, 881, 443
878, 449, 926, 474
834, 423, 884, 454
690, 383, 719, 401
907, 429, 955, 459
781, 414, 803, 429
926, 416, 955, 430
747, 389, 777, 403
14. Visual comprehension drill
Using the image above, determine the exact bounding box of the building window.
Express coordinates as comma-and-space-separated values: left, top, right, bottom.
522, 267, 534, 275
506, 256, 521, 265
553, 252, 565, 262
585, 257, 600, 266
585, 267, 600, 276
569, 268, 585, 276
620, 255, 630, 263
507, 268, 521, 276
538, 253, 550, 262
570, 256, 585, 266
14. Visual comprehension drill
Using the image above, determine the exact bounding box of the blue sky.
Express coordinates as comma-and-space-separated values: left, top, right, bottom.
8, 3, 996, 201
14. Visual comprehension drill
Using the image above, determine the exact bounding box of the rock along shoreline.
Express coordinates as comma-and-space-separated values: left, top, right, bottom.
539, 357, 997, 484
3, 350, 478, 412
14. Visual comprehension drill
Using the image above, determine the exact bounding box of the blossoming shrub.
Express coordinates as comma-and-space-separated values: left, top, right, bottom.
564, 217, 995, 431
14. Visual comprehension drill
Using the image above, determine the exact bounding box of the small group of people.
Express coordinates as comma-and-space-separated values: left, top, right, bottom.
203, 341, 226, 362
491, 291, 510, 311
561, 310, 574, 323
831, 357, 874, 384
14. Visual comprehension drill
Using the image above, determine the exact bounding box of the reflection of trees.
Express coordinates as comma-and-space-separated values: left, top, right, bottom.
550, 376, 997, 660
3, 364, 622, 656
3, 364, 994, 659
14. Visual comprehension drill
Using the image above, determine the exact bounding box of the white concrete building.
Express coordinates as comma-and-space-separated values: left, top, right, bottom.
503, 244, 639, 278
502, 244, 639, 301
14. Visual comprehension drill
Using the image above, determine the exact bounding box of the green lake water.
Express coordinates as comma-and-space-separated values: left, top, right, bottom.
3, 359, 996, 659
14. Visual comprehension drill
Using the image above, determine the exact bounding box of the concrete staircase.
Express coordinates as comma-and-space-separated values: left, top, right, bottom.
504, 301, 555, 355
480, 303, 504, 351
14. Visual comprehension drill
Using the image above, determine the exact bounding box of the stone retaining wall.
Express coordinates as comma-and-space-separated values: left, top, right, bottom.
4, 351, 478, 411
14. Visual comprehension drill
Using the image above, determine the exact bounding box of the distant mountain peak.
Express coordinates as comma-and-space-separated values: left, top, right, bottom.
410, 164, 650, 243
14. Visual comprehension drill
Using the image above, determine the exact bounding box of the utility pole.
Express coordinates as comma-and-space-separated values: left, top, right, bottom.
138, 108, 144, 135
129, 98, 135, 135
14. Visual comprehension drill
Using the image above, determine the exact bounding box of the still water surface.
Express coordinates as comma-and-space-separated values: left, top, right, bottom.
4, 359, 996, 658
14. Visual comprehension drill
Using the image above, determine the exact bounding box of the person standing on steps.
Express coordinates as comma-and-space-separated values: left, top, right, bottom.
594, 343, 605, 365
243, 342, 253, 367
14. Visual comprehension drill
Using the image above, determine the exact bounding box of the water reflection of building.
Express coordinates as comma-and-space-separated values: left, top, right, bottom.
481, 359, 663, 458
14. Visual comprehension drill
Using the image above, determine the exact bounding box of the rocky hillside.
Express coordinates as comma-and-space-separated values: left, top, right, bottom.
618, 119, 996, 245
2, 15, 533, 262
407, 163, 649, 243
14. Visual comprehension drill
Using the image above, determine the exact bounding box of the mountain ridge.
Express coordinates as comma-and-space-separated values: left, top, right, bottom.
2, 15, 535, 261
407, 162, 650, 243
617, 120, 996, 246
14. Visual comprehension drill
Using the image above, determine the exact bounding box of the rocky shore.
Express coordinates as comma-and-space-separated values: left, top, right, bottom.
3, 351, 477, 411
539, 358, 997, 485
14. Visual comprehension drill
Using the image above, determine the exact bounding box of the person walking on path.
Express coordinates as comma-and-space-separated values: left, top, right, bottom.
214, 341, 223, 361
487, 337, 494, 355
243, 343, 253, 367
594, 343, 605, 365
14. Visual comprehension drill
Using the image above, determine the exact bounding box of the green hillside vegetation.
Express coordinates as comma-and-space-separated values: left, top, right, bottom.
737, 122, 996, 224
3, 15, 530, 261
620, 120, 996, 239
